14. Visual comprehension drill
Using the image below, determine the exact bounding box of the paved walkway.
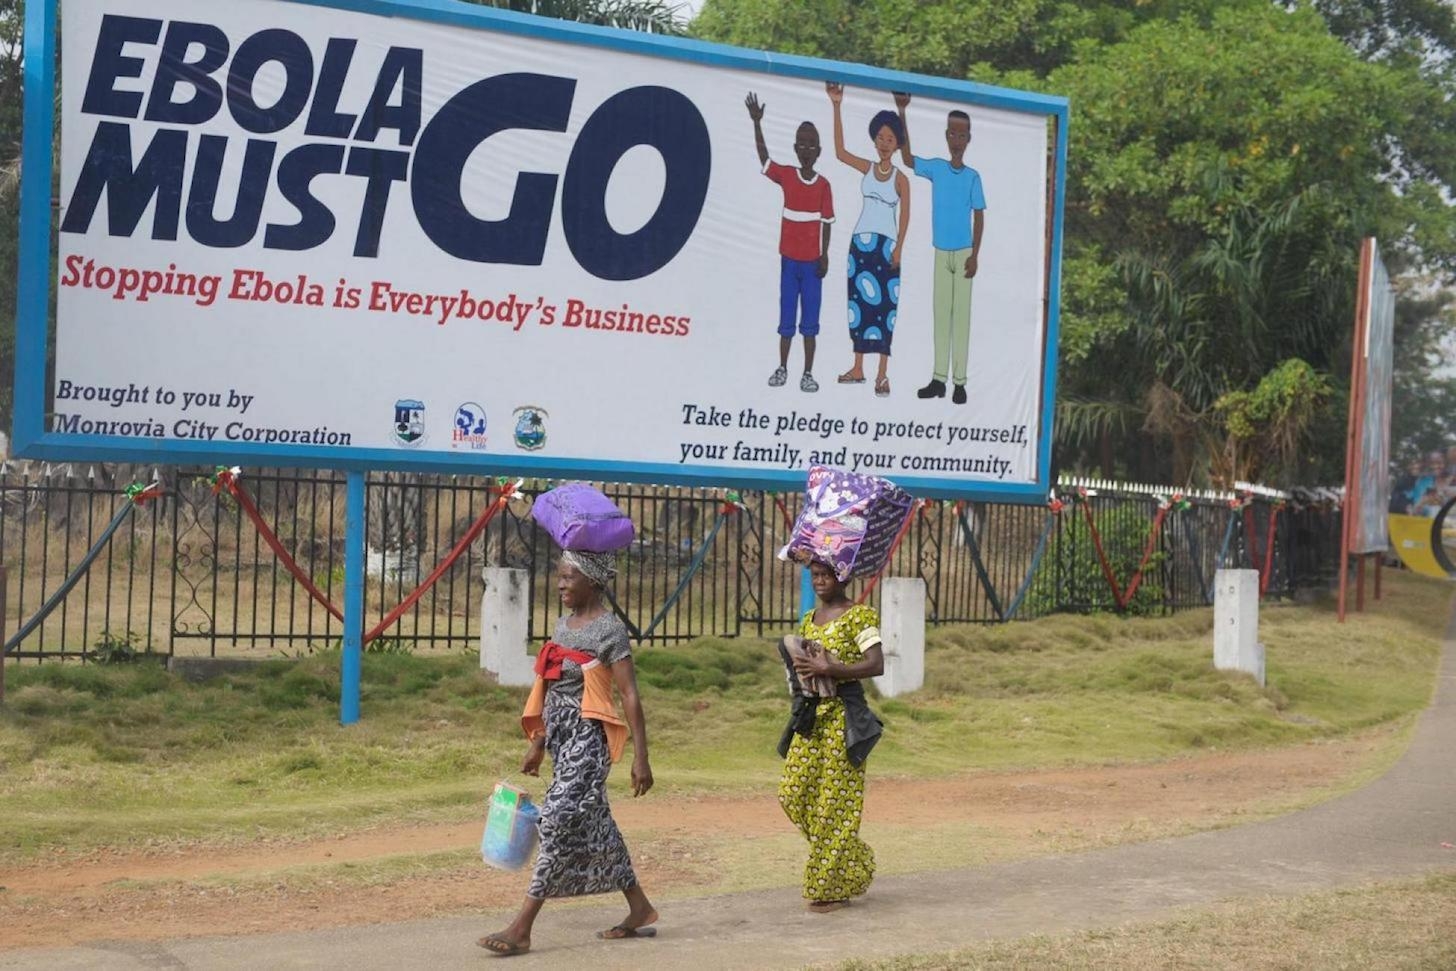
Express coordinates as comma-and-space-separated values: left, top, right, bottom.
5, 602, 1454, 970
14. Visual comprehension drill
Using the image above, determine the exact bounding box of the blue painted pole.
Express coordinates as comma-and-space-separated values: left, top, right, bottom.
13, 0, 56, 453
799, 566, 816, 623
341, 471, 366, 725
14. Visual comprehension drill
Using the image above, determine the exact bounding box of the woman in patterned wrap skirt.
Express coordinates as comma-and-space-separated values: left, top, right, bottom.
478, 551, 657, 957
779, 558, 885, 912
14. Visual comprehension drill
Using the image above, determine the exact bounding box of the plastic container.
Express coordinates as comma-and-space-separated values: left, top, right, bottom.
481, 782, 541, 871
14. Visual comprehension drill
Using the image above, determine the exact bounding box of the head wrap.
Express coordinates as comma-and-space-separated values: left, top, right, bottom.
561, 549, 618, 588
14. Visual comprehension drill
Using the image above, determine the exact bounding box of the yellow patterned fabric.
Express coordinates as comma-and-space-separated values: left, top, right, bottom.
777, 603, 878, 901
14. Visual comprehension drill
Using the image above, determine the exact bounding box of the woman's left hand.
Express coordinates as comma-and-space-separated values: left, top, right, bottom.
793, 650, 834, 678
631, 757, 654, 797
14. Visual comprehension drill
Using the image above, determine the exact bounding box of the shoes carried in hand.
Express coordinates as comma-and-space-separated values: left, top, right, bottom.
768, 366, 788, 387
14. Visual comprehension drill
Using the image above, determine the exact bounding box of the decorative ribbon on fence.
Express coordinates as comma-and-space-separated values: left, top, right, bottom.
1241, 499, 1282, 597
1080, 492, 1186, 611
773, 494, 794, 531
948, 501, 1006, 620
607, 492, 744, 642
855, 499, 923, 605
4, 481, 161, 655
362, 479, 520, 644
1002, 499, 1062, 621
213, 467, 345, 623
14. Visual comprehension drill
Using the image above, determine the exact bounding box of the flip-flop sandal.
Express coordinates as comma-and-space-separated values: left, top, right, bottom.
875, 378, 891, 397
477, 935, 530, 956
597, 925, 659, 940
838, 371, 866, 384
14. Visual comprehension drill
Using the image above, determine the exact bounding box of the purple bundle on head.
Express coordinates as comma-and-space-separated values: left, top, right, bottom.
778, 466, 915, 582
530, 483, 635, 552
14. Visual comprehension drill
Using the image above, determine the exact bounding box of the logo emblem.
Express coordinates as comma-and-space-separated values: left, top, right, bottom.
393, 398, 426, 447
512, 406, 548, 451
451, 402, 489, 450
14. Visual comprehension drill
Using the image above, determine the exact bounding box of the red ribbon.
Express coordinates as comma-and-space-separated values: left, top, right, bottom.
363, 482, 516, 644
1080, 502, 1171, 611
225, 477, 345, 622
1242, 503, 1282, 597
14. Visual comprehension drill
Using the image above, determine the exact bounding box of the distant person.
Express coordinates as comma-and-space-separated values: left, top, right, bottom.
776, 558, 884, 912
478, 552, 657, 956
893, 92, 986, 405
746, 92, 835, 394
827, 81, 911, 398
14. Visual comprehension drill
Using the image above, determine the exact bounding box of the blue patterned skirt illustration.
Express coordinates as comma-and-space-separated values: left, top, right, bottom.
847, 233, 899, 355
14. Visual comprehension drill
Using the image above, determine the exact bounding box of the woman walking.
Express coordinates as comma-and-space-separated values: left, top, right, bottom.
778, 558, 885, 911
478, 550, 657, 956
827, 81, 911, 398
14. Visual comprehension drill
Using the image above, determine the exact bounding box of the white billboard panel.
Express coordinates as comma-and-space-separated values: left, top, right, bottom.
21, 0, 1068, 500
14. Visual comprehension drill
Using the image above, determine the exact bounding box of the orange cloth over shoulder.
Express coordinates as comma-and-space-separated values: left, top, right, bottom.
521, 642, 628, 763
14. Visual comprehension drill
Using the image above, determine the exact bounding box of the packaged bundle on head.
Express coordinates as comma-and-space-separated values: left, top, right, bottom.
481, 781, 541, 871
531, 483, 635, 552
778, 466, 915, 582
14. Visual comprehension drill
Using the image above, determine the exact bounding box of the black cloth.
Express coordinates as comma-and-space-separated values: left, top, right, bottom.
776, 640, 884, 767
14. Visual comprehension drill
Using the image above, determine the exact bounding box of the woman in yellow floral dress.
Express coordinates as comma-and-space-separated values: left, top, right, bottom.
778, 559, 885, 912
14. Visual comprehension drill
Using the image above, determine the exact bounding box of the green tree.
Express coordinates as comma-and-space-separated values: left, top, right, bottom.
1390, 284, 1456, 461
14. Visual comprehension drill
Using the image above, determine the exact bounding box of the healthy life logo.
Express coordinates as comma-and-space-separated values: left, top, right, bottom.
452, 402, 488, 450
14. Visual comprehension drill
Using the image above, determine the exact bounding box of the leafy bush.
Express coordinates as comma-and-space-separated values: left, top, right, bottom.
1024, 508, 1168, 616
90, 630, 153, 665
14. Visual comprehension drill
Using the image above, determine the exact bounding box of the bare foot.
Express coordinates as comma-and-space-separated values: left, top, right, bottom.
477, 931, 530, 956
598, 905, 659, 939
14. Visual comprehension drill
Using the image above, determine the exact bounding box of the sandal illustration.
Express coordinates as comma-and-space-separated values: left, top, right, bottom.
837, 370, 866, 384
875, 377, 890, 397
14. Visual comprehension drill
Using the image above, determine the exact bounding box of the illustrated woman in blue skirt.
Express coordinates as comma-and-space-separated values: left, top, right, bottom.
827, 82, 911, 398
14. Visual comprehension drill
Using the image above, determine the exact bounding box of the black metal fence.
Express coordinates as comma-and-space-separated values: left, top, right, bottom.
0, 463, 1342, 660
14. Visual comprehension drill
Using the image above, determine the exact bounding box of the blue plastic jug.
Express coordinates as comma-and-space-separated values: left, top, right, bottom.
481, 782, 541, 871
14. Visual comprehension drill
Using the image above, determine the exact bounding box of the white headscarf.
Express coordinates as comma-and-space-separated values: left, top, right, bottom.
561, 549, 618, 587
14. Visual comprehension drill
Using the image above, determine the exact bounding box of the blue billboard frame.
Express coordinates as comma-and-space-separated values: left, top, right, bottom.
16, 0, 1069, 503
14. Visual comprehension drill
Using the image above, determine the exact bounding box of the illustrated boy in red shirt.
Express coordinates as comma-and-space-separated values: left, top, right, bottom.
747, 92, 835, 393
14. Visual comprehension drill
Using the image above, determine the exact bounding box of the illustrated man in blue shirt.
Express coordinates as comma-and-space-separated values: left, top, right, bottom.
894, 93, 986, 405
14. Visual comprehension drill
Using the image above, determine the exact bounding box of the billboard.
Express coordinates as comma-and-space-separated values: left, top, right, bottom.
17, 0, 1068, 501
1347, 239, 1395, 554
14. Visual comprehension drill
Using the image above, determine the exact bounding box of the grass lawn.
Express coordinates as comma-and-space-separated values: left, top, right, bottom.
0, 570, 1449, 863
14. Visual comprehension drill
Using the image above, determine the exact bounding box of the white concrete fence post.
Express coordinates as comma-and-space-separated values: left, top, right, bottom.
1214, 568, 1265, 687
873, 577, 926, 698
480, 567, 535, 687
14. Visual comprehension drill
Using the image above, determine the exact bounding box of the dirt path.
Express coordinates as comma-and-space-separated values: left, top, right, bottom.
0, 731, 1394, 951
